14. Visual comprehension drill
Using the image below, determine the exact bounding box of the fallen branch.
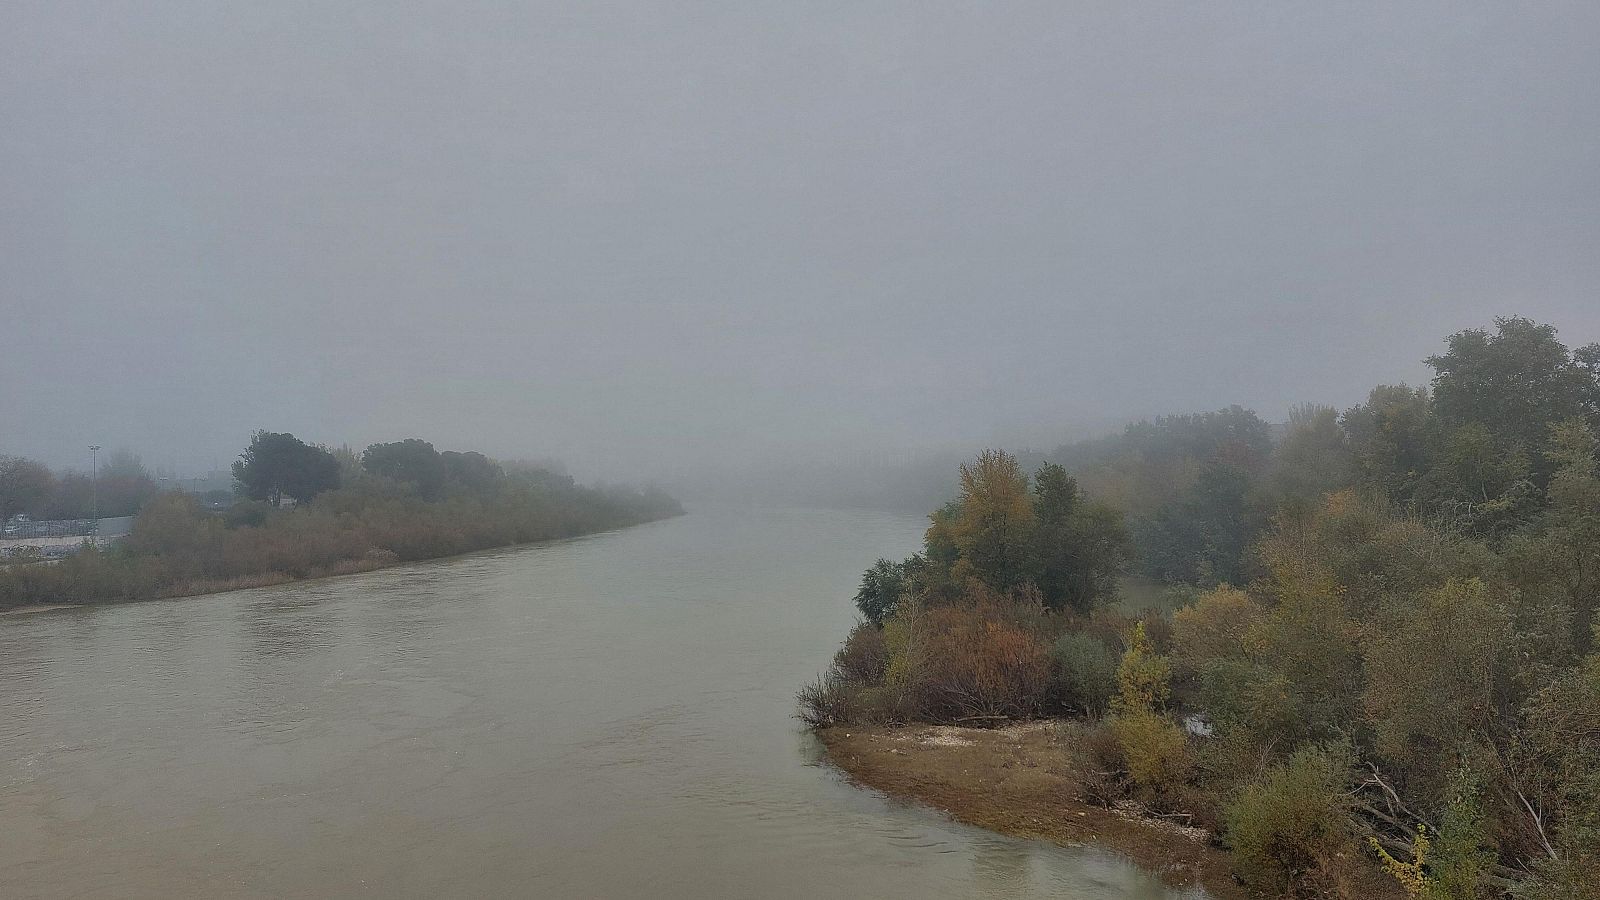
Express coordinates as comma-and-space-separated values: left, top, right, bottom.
1517, 790, 1559, 861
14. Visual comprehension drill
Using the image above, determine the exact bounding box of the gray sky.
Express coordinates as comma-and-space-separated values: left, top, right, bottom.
4, 2, 1598, 485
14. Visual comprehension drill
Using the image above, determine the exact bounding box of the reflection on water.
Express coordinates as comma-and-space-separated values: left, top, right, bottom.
0, 507, 1207, 899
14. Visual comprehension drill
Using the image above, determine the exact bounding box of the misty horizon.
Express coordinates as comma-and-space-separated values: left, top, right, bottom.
6, 2, 1598, 487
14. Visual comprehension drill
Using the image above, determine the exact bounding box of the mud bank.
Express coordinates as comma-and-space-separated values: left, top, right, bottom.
819, 721, 1251, 899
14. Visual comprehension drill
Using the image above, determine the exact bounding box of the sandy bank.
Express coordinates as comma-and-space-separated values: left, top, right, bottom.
818, 720, 1250, 899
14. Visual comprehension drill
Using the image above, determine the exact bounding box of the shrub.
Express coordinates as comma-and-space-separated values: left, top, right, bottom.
1112, 621, 1172, 713
1197, 657, 1306, 749
913, 602, 1051, 722
1079, 720, 1129, 806
1172, 584, 1260, 672
834, 623, 889, 683
1051, 631, 1119, 714
1363, 578, 1510, 792
1223, 744, 1354, 894
796, 675, 861, 728
1139, 608, 1176, 654
1110, 710, 1193, 802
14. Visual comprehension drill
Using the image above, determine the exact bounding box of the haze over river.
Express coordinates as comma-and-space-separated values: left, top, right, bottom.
0, 507, 1203, 898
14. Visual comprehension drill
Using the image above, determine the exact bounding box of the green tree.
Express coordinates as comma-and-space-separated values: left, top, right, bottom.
1029, 462, 1131, 612
1427, 317, 1599, 471
1252, 512, 1365, 736
1538, 421, 1600, 653
1516, 648, 1600, 899
1415, 422, 1536, 535
1140, 463, 1261, 585
441, 450, 503, 495
93, 450, 160, 518
1342, 384, 1436, 502
232, 431, 341, 506
853, 558, 906, 627
1113, 621, 1172, 713
362, 439, 447, 499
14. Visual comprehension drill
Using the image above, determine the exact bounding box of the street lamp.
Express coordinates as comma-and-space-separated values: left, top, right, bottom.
88, 445, 101, 540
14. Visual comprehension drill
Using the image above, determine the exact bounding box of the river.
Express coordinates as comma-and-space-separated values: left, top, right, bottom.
0, 506, 1205, 898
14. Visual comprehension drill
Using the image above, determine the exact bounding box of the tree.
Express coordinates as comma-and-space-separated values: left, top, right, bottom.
92, 450, 159, 517
1578, 342, 1600, 426
362, 439, 447, 499
1272, 403, 1356, 509
1427, 317, 1599, 472
232, 431, 341, 506
1532, 420, 1600, 653
1113, 621, 1172, 714
441, 450, 502, 495
1415, 422, 1536, 535
1342, 384, 1436, 503
1139, 463, 1261, 585
1029, 462, 1131, 612
0, 456, 56, 521
854, 558, 906, 627
1363, 579, 1509, 787
1172, 585, 1261, 674
945, 449, 1035, 589
37, 455, 158, 519
1517, 648, 1600, 899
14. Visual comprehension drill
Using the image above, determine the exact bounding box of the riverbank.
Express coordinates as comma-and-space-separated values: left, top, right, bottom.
0, 603, 76, 617
0, 504, 683, 612
0, 554, 393, 613
819, 721, 1251, 899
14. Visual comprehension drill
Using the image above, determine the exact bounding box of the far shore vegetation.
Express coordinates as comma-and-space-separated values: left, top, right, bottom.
802, 316, 1600, 899
0, 433, 681, 610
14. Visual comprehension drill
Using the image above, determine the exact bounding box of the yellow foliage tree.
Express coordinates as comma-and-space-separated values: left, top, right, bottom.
944, 449, 1036, 589
1113, 621, 1172, 713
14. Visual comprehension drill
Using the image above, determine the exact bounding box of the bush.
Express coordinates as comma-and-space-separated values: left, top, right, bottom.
1110, 710, 1193, 802
796, 675, 861, 728
1079, 720, 1129, 806
1172, 584, 1260, 673
913, 602, 1051, 721
834, 623, 889, 683
1051, 631, 1119, 714
1223, 744, 1354, 894
1113, 621, 1173, 713
1197, 657, 1306, 749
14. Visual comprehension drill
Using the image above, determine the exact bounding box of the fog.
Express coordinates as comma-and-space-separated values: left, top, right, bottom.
4, 2, 1598, 492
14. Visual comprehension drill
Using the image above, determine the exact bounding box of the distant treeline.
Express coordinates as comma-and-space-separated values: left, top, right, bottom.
804, 317, 1599, 898
0, 450, 168, 521
0, 433, 681, 609
1053, 317, 1600, 589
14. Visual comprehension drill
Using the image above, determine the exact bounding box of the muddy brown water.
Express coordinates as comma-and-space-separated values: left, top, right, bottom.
0, 506, 1207, 898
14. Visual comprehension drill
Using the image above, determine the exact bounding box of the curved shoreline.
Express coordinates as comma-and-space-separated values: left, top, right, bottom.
818, 721, 1251, 899
0, 512, 682, 614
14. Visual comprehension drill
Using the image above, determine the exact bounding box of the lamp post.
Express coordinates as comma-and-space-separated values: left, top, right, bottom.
88, 445, 101, 542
